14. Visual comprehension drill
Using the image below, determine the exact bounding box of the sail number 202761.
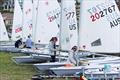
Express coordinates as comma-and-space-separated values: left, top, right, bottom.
90, 5, 115, 22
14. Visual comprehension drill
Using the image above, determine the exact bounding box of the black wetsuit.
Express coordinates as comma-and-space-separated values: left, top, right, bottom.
15, 40, 22, 48
51, 43, 56, 62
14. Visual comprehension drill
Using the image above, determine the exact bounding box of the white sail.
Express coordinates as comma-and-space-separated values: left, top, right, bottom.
60, 0, 78, 50
46, 0, 61, 27
32, 0, 38, 43
34, 0, 59, 44
0, 13, 9, 41
79, 0, 120, 53
22, 0, 33, 41
45, 0, 60, 45
11, 0, 22, 41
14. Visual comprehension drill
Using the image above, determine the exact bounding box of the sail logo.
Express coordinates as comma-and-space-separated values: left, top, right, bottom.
15, 27, 22, 33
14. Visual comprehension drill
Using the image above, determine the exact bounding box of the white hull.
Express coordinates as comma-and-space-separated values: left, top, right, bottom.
11, 50, 67, 64
34, 62, 68, 70
0, 46, 22, 52
50, 66, 83, 76
51, 64, 120, 76
0, 41, 14, 46
85, 71, 120, 78
49, 56, 120, 76
12, 56, 45, 64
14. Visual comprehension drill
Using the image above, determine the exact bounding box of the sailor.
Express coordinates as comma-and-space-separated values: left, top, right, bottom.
68, 46, 78, 66
15, 38, 23, 48
49, 37, 58, 62
25, 35, 33, 49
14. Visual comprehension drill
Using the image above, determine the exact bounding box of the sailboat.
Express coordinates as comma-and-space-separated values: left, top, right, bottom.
12, 0, 68, 64
49, 0, 120, 76
11, 0, 40, 63
34, 0, 79, 71
1, 0, 24, 52
11, 0, 35, 63
0, 13, 9, 42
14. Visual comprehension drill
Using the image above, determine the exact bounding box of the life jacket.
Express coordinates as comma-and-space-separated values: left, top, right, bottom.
79, 76, 87, 80
64, 64, 74, 67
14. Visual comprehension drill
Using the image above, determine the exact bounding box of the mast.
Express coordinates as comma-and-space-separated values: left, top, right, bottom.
59, 0, 63, 51
21, 0, 24, 42
32, 0, 40, 48
59, 0, 63, 62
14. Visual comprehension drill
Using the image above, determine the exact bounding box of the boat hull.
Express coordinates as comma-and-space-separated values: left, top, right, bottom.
12, 56, 46, 64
